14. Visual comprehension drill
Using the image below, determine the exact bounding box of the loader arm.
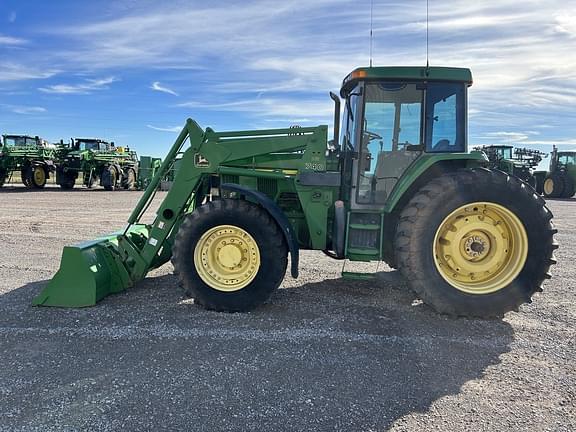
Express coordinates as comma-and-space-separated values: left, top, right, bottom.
34, 119, 325, 307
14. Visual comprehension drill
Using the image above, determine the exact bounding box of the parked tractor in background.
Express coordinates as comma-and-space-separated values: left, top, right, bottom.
474, 145, 544, 188
0, 134, 57, 188
56, 138, 139, 190
138, 156, 162, 190
35, 66, 557, 319
537, 146, 576, 198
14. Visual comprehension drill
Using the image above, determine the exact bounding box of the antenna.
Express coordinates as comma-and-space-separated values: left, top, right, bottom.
369, 0, 374, 67
426, 0, 430, 70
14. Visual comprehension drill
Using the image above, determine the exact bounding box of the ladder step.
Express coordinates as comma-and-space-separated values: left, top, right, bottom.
348, 223, 380, 231
341, 271, 376, 280
347, 247, 380, 255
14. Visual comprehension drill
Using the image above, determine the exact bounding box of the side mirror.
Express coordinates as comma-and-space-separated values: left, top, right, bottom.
329, 92, 340, 150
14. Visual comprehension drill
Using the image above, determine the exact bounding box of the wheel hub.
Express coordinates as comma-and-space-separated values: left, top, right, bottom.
33, 167, 45, 185
462, 232, 490, 258
544, 178, 554, 195
217, 243, 243, 268
194, 225, 260, 292
433, 202, 528, 294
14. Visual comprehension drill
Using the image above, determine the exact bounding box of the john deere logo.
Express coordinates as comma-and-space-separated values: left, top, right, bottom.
194, 154, 210, 167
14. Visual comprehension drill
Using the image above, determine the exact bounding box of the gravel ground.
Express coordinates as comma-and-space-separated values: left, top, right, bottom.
0, 185, 574, 431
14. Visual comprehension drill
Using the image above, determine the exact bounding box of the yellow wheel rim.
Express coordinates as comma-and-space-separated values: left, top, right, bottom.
544, 178, 554, 195
194, 225, 260, 292
33, 167, 45, 185
433, 202, 528, 295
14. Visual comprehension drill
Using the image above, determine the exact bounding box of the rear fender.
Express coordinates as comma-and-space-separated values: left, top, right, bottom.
221, 183, 300, 278
384, 152, 487, 213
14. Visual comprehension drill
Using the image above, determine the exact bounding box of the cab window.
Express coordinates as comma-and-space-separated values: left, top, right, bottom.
425, 83, 466, 152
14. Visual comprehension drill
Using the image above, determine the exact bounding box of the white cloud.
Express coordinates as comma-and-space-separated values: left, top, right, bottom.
0, 34, 25, 45
13, 106, 46, 115
555, 13, 576, 37
483, 131, 530, 142
0, 63, 57, 81
151, 81, 178, 96
38, 77, 118, 94
178, 96, 334, 122
1, 104, 46, 115
146, 124, 181, 132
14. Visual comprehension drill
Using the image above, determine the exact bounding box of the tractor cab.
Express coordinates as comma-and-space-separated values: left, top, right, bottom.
485, 145, 513, 161
556, 151, 576, 168
339, 66, 471, 208
74, 138, 112, 152
2, 135, 41, 148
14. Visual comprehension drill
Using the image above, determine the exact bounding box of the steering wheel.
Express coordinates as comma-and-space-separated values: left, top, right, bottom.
364, 130, 382, 141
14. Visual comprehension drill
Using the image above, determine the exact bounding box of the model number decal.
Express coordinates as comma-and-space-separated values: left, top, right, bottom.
305, 163, 324, 171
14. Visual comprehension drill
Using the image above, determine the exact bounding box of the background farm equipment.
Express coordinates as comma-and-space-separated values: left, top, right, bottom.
138, 156, 162, 190
56, 138, 139, 190
537, 145, 576, 198
0, 134, 57, 188
474, 145, 544, 188
34, 66, 556, 318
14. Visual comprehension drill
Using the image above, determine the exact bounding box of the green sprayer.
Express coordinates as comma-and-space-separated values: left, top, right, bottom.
474, 145, 544, 189
33, 66, 557, 317
56, 138, 139, 190
0, 134, 57, 188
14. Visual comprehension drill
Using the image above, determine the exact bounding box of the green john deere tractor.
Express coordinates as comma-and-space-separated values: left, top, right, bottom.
0, 134, 57, 188
538, 146, 576, 198
34, 66, 557, 318
474, 145, 544, 188
56, 138, 139, 190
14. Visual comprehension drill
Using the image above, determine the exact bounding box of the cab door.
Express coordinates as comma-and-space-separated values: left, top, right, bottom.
352, 82, 424, 209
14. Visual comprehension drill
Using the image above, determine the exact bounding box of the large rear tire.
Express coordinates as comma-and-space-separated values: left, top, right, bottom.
395, 168, 557, 318
561, 175, 575, 198
102, 166, 117, 191
122, 168, 136, 190
543, 172, 565, 198
172, 199, 288, 312
59, 175, 75, 190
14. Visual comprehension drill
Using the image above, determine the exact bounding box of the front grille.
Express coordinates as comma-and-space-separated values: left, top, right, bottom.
257, 178, 278, 198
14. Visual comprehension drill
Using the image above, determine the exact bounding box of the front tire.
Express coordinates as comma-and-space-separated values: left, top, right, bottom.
122, 168, 136, 190
561, 175, 575, 198
395, 168, 557, 318
102, 166, 117, 191
543, 173, 564, 198
21, 168, 32, 188
172, 199, 288, 312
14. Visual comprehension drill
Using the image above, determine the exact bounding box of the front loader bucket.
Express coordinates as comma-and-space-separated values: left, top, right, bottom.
33, 226, 148, 307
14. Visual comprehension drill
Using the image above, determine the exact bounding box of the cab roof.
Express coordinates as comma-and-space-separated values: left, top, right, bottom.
341, 66, 473, 96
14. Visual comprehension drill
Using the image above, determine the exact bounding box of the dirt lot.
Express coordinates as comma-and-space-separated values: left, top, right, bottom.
0, 185, 574, 431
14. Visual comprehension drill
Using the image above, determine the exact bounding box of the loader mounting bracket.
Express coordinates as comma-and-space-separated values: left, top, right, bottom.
221, 183, 299, 278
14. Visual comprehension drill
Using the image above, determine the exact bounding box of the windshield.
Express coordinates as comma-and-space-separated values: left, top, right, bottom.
3, 136, 36, 147
77, 141, 101, 151
364, 83, 422, 151
559, 153, 576, 165
499, 147, 513, 159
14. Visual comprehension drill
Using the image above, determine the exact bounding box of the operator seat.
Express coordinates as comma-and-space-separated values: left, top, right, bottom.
373, 144, 421, 201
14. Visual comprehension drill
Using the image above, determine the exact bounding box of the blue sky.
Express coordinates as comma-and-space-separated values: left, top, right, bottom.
0, 0, 575, 159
